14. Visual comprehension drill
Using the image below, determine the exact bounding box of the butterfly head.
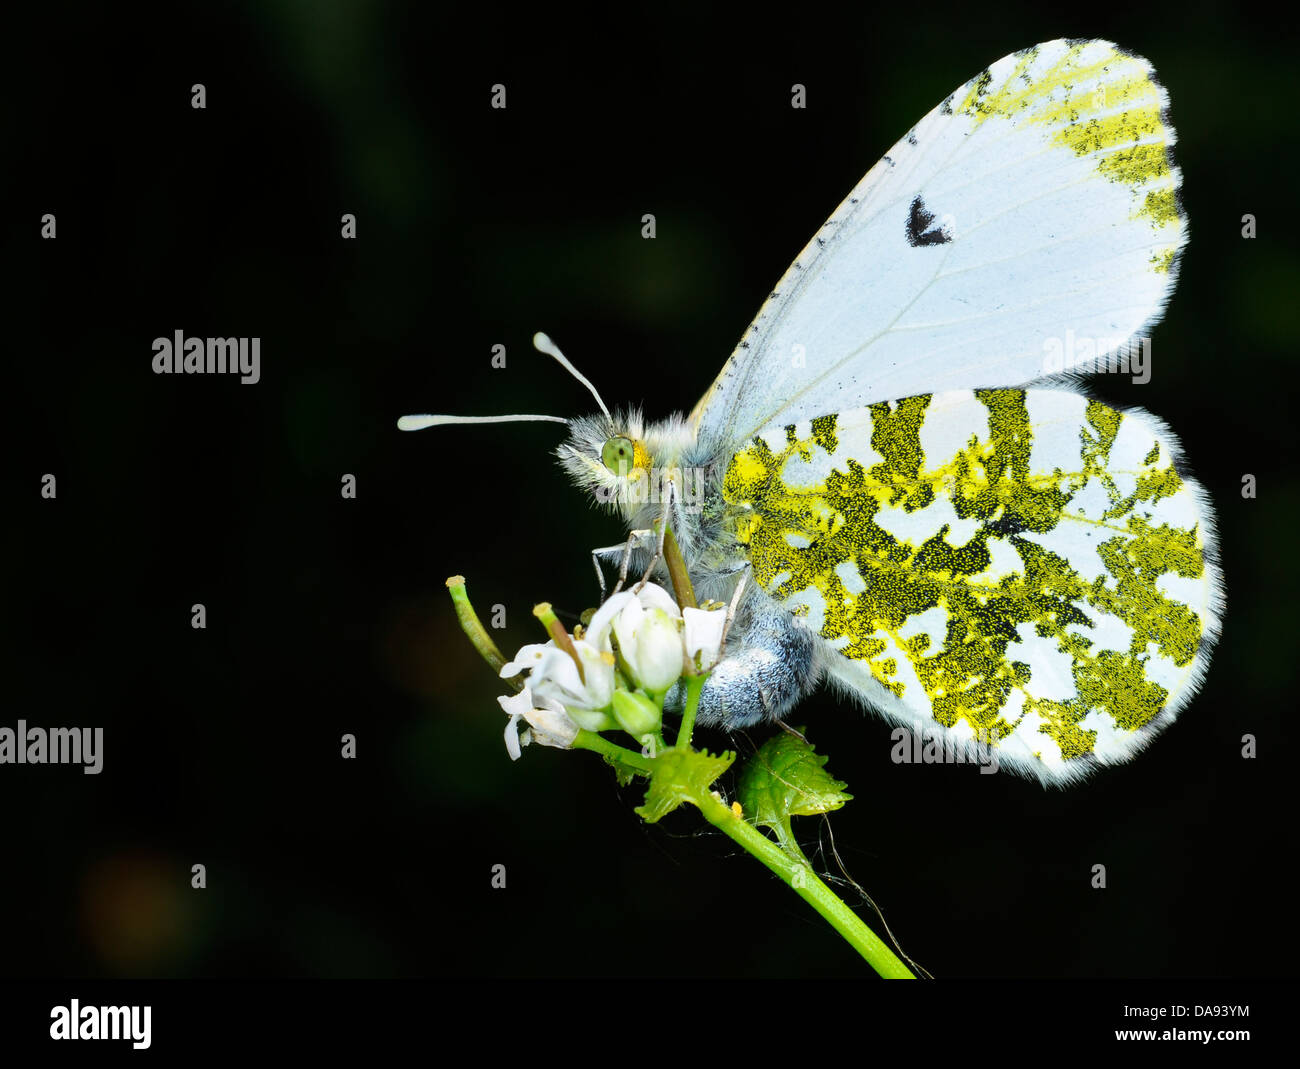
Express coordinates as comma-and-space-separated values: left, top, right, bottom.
555, 408, 655, 513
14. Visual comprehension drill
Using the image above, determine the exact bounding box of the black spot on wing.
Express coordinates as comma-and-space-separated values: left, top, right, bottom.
906, 195, 952, 247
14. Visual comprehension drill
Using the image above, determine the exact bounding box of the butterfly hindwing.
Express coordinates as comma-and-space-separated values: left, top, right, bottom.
692, 39, 1185, 452
721, 389, 1222, 784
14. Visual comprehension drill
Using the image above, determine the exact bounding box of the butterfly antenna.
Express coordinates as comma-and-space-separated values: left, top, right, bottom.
396, 413, 568, 431
533, 332, 611, 420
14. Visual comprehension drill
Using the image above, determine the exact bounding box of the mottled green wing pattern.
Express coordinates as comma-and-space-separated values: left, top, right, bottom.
722, 389, 1222, 783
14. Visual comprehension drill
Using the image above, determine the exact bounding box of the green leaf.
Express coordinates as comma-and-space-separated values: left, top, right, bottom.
635, 748, 735, 824
737, 731, 852, 856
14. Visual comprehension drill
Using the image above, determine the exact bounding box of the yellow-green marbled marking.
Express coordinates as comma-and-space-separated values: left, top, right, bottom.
722, 390, 1210, 767
953, 40, 1181, 271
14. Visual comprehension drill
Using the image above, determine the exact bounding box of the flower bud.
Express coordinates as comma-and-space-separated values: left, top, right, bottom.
616, 606, 684, 693
565, 707, 616, 732
611, 689, 662, 737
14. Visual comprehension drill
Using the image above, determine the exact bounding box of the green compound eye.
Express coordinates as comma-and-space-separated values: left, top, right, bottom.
601, 436, 636, 476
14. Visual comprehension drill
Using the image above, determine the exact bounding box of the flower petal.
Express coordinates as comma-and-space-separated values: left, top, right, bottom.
634, 608, 686, 691
497, 688, 535, 718
611, 596, 645, 663
573, 641, 616, 709
503, 714, 524, 761
635, 582, 681, 618
585, 590, 636, 647
683, 605, 728, 672
499, 642, 552, 678
531, 646, 589, 706
524, 702, 580, 749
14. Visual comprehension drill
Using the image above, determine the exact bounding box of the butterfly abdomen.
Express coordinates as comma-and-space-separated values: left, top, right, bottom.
679, 595, 821, 730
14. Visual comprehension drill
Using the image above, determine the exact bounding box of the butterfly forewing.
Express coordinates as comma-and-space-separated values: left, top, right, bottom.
692, 39, 1185, 452
721, 389, 1222, 784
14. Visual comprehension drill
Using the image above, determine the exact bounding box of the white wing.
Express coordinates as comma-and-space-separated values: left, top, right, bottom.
693, 40, 1185, 450
721, 388, 1223, 785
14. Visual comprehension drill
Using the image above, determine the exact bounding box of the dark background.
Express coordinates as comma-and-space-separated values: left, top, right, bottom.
5, 1, 1295, 979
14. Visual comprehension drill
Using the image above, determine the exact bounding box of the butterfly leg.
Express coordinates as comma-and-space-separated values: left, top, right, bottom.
773, 719, 809, 743
718, 568, 750, 658
592, 530, 654, 600
631, 519, 667, 595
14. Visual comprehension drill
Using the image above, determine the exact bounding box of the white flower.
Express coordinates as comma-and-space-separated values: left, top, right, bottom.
613, 602, 683, 693
497, 686, 579, 760
500, 638, 616, 730
683, 604, 727, 673
492, 583, 720, 757
586, 583, 685, 694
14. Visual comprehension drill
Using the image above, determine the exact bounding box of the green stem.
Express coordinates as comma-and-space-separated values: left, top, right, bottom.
451, 577, 914, 977
675, 673, 704, 751
447, 576, 521, 690
662, 526, 698, 609
693, 790, 915, 978
591, 675, 912, 977
571, 730, 657, 775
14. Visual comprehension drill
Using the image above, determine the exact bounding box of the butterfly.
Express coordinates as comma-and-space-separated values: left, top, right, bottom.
402, 39, 1224, 786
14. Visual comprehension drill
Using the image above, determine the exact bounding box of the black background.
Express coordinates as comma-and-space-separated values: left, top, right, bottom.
5, 1, 1296, 981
